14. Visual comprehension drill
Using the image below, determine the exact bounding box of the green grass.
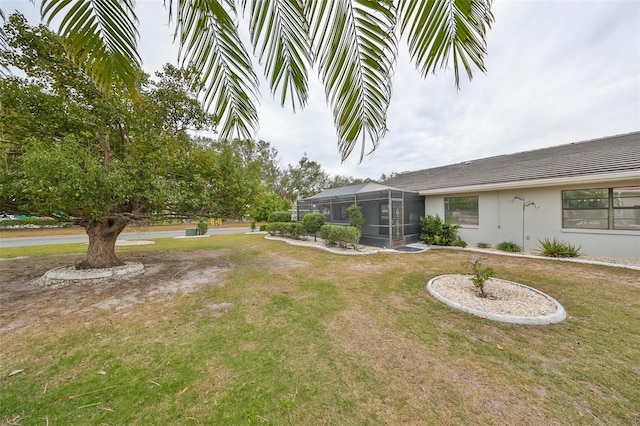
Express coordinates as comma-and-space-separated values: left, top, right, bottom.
2, 235, 639, 424
0, 235, 227, 259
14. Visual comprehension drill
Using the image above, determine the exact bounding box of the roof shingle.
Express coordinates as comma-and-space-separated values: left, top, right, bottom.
383, 132, 640, 192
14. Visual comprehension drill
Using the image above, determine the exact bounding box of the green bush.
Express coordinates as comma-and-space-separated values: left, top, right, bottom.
266, 222, 305, 239
496, 241, 522, 252
420, 215, 461, 246
268, 211, 292, 223
0, 218, 72, 228
347, 205, 364, 230
266, 222, 286, 236
538, 237, 581, 258
284, 222, 305, 240
456, 240, 467, 248
259, 224, 267, 232
197, 217, 209, 235
476, 242, 491, 249
302, 212, 325, 241
319, 224, 360, 249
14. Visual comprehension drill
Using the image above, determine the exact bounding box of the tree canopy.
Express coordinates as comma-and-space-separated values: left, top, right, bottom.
2, 0, 494, 161
0, 14, 261, 268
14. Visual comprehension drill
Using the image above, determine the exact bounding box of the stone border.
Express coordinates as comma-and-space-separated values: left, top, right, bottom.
427, 274, 566, 325
115, 240, 155, 246
44, 262, 144, 280
265, 235, 382, 255
429, 246, 640, 271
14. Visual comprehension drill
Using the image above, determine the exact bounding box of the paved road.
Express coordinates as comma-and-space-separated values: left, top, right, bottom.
0, 227, 252, 248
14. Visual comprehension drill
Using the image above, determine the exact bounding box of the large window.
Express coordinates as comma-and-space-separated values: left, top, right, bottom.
444, 196, 479, 225
562, 187, 640, 230
613, 187, 640, 230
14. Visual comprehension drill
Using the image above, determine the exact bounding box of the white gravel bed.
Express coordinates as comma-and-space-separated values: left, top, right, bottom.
430, 275, 557, 316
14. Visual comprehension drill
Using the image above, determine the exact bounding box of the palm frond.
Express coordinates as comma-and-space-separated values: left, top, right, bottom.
241, 0, 311, 111
398, 0, 493, 87
169, 0, 259, 140
40, 0, 141, 91
307, 0, 397, 161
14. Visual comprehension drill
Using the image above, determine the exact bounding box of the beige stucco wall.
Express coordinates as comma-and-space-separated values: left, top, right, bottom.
424, 180, 640, 260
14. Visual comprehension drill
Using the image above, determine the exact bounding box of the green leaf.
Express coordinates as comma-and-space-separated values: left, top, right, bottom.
168, 0, 260, 140
242, 0, 312, 111
40, 0, 141, 91
307, 0, 397, 161
398, 0, 493, 87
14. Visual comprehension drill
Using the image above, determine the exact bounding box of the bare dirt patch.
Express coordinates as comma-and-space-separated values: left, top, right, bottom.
0, 250, 231, 336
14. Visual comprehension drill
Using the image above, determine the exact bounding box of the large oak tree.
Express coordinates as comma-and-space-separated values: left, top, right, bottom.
1, 14, 261, 268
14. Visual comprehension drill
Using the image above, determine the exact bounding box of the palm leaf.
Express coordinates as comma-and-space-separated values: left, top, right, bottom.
307, 0, 397, 161
40, 0, 141, 91
241, 0, 311, 111
168, 0, 259, 140
398, 0, 493, 87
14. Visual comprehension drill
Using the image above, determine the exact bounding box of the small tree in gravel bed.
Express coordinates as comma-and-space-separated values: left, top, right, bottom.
465, 257, 495, 298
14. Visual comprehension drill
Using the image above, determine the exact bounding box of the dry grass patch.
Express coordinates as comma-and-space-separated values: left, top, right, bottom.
1, 235, 639, 424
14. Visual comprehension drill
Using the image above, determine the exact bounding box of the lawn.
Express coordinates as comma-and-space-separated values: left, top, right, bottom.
1, 234, 639, 424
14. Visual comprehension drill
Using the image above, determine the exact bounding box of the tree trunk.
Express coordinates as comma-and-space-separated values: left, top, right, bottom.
77, 216, 129, 269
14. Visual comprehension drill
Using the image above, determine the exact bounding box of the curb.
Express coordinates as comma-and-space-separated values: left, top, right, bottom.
427, 274, 567, 325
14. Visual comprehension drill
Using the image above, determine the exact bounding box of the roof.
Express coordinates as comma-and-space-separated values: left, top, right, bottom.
303, 182, 407, 200
383, 132, 640, 193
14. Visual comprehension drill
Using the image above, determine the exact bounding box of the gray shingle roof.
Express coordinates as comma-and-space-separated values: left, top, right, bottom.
383, 132, 640, 192
304, 182, 399, 200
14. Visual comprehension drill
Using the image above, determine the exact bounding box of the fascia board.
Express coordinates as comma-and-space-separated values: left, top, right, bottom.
418, 170, 640, 196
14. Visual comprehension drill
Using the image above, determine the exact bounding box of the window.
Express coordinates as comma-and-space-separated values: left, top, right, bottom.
562, 188, 609, 229
613, 187, 640, 230
444, 196, 479, 225
562, 187, 640, 230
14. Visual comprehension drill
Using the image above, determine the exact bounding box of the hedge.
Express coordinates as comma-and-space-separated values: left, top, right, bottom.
319, 224, 360, 249
266, 222, 305, 239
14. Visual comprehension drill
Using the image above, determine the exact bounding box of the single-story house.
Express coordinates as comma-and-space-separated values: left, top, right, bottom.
381, 131, 639, 260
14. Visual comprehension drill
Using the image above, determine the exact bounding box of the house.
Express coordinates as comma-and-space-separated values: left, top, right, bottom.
382, 131, 639, 259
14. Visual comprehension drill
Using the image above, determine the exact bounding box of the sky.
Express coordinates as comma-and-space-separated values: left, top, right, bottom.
3, 0, 639, 180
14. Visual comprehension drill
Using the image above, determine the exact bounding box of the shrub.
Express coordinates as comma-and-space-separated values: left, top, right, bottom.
538, 237, 581, 258
259, 224, 266, 232
266, 222, 305, 239
0, 217, 72, 228
347, 205, 364, 230
496, 241, 522, 252
420, 215, 461, 246
266, 222, 287, 236
456, 240, 467, 248
302, 212, 325, 241
197, 217, 209, 235
465, 257, 495, 298
319, 224, 360, 249
250, 220, 256, 232
476, 242, 491, 249
284, 222, 305, 240
268, 211, 292, 223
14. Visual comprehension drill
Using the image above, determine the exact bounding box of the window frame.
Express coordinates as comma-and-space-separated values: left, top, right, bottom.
561, 187, 640, 230
444, 195, 479, 226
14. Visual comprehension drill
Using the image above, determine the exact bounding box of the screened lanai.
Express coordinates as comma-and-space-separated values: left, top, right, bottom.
296, 182, 424, 248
